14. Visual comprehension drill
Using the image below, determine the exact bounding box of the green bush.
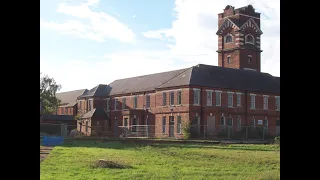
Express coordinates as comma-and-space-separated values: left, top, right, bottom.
182, 122, 191, 140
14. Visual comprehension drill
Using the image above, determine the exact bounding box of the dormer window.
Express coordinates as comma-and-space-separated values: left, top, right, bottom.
245, 34, 255, 45
225, 34, 233, 43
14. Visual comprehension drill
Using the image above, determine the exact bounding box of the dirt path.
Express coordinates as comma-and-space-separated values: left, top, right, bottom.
40, 146, 54, 162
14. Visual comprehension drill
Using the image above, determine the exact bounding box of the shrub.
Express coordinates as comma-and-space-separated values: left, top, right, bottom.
182, 122, 191, 140
275, 136, 280, 145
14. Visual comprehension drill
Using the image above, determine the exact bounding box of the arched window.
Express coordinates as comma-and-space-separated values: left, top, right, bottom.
225, 34, 233, 43
245, 34, 254, 44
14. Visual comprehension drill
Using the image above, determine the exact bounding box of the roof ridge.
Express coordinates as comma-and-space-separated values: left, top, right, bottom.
111, 68, 189, 83
57, 89, 87, 94
156, 66, 193, 89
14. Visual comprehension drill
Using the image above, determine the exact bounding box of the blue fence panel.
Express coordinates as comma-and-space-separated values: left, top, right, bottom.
42, 136, 64, 146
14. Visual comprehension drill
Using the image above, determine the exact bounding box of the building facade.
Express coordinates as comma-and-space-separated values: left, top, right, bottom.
75, 5, 280, 139
56, 89, 87, 116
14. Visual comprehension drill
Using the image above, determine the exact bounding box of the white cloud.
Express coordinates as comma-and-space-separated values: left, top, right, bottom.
40, 0, 135, 43
41, 0, 280, 92
142, 0, 280, 76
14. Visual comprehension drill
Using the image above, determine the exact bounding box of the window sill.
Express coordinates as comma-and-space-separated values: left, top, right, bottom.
228, 106, 234, 108
193, 104, 200, 106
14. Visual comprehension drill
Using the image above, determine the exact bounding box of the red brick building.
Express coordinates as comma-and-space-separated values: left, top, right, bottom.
76, 5, 280, 139
56, 89, 87, 116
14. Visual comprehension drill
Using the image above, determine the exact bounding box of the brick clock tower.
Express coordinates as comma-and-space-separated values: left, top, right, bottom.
217, 5, 263, 72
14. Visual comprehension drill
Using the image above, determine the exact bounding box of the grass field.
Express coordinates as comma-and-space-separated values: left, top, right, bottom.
40, 141, 280, 180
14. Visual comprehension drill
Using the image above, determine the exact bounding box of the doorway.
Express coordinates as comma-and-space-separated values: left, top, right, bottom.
207, 116, 215, 136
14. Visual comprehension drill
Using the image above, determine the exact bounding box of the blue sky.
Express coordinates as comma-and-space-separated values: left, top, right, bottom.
40, 0, 280, 92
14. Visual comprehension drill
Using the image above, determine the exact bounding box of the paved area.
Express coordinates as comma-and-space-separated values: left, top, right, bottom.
40, 146, 54, 162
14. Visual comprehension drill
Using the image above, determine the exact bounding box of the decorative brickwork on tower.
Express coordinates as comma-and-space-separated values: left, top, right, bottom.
217, 5, 262, 72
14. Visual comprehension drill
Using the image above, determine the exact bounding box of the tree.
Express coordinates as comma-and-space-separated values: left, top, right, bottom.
40, 73, 61, 115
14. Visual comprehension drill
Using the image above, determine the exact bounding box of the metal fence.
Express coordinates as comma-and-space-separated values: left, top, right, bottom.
40, 123, 279, 140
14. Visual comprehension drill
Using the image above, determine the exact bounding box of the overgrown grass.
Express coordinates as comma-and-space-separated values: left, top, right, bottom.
40, 141, 280, 180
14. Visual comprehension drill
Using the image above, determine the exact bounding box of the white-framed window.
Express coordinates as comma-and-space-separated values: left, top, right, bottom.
206, 90, 213, 106
177, 91, 182, 105
114, 99, 118, 110
236, 93, 241, 107
177, 116, 182, 134
146, 94, 150, 108
236, 115, 241, 131
225, 34, 233, 43
275, 96, 280, 111
162, 92, 167, 106
133, 96, 137, 109
245, 34, 255, 45
227, 92, 233, 107
122, 98, 126, 109
193, 89, 201, 105
61, 107, 64, 115
215, 91, 221, 106
65, 107, 68, 115
170, 91, 174, 106
248, 55, 252, 64
162, 116, 166, 134
250, 94, 256, 109
227, 56, 231, 64
106, 99, 110, 110
250, 117, 255, 127
263, 95, 269, 110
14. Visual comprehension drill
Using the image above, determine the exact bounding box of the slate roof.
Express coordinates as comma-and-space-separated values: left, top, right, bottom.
78, 84, 109, 98
56, 89, 87, 107
108, 68, 190, 95
41, 115, 75, 121
81, 107, 109, 119
107, 64, 280, 95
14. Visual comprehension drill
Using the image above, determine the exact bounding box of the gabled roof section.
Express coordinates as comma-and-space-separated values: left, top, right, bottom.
81, 107, 109, 119
240, 18, 263, 34
78, 84, 109, 98
56, 89, 87, 107
216, 18, 240, 35
108, 68, 189, 95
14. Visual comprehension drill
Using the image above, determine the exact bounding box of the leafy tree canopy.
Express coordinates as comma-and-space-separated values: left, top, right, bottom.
40, 73, 61, 115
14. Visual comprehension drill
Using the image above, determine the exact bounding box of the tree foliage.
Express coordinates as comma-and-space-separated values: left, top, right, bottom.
40, 73, 61, 115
